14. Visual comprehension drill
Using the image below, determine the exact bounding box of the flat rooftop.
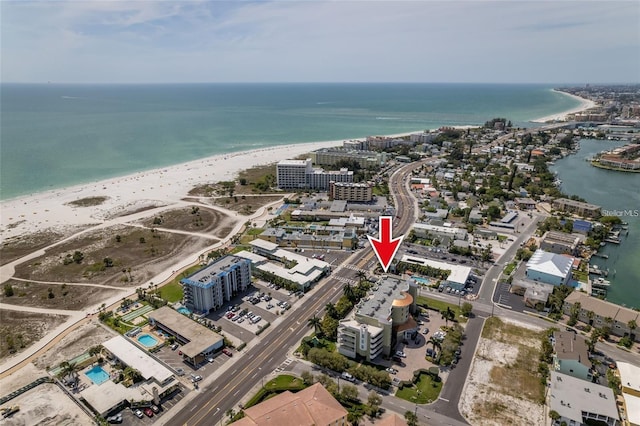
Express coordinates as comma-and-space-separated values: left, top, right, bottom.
102, 335, 173, 383
400, 254, 471, 285
148, 306, 223, 358
549, 371, 618, 423
357, 276, 413, 321
184, 255, 249, 288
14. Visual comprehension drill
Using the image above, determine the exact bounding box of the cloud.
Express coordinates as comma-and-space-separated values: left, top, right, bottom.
1, 0, 638, 83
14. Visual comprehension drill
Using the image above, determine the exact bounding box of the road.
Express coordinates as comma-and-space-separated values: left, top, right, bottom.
172, 159, 430, 425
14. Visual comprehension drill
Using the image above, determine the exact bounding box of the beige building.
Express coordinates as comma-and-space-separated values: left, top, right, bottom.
329, 181, 373, 202
540, 231, 581, 255
563, 292, 639, 342
234, 383, 347, 426
338, 276, 418, 361
552, 198, 601, 218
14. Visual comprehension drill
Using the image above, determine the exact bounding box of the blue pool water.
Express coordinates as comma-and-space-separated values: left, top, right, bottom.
177, 307, 191, 315
413, 276, 432, 286
85, 366, 110, 385
137, 334, 159, 348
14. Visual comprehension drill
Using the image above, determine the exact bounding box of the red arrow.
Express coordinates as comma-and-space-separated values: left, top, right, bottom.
368, 216, 404, 273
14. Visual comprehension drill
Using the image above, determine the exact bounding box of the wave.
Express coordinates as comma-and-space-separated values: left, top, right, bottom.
375, 116, 401, 120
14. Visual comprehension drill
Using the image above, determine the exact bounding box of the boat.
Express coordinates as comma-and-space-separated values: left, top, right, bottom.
592, 277, 611, 288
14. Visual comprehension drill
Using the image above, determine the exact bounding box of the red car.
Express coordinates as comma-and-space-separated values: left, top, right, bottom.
143, 408, 154, 417
222, 348, 233, 357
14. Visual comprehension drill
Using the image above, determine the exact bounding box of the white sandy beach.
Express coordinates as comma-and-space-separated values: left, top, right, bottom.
531, 89, 597, 123
0, 140, 346, 241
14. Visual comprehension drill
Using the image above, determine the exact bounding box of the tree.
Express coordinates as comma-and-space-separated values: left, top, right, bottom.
301, 371, 314, 386
3, 284, 14, 297
628, 319, 637, 340
344, 284, 356, 303
103, 257, 114, 268
367, 390, 382, 414
325, 302, 338, 319
347, 410, 364, 426
239, 178, 247, 185
404, 411, 418, 426
549, 410, 560, 421
461, 302, 473, 317
441, 307, 455, 327
486, 205, 501, 221
340, 384, 359, 402
428, 336, 442, 360
58, 361, 78, 385
72, 250, 84, 264
307, 315, 322, 336
226, 409, 235, 420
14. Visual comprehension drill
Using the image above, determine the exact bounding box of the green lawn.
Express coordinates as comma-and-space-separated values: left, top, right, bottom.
417, 295, 462, 320
247, 227, 264, 235
395, 373, 442, 404
244, 375, 306, 408
159, 282, 183, 303
503, 262, 517, 276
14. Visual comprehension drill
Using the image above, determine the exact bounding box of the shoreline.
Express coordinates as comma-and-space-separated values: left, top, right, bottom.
529, 89, 597, 123
0, 131, 423, 240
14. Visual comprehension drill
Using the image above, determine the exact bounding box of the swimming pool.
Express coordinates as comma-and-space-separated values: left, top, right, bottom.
177, 307, 191, 315
137, 334, 159, 348
413, 276, 432, 286
85, 365, 110, 385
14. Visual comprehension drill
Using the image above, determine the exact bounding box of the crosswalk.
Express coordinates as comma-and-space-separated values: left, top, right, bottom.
333, 276, 357, 285
273, 357, 294, 374
342, 264, 369, 274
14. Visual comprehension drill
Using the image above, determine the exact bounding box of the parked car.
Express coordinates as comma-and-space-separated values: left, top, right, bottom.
341, 372, 356, 382
170, 344, 179, 350
395, 351, 406, 358
106, 414, 123, 423
151, 405, 160, 414
385, 367, 397, 374
207, 357, 214, 363
143, 407, 154, 417
422, 328, 430, 334
133, 409, 144, 419
222, 348, 233, 357
191, 374, 203, 382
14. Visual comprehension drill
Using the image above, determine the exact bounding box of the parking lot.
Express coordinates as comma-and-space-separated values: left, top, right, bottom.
113, 385, 186, 424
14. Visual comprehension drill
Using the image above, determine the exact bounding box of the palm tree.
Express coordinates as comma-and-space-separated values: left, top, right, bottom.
307, 315, 322, 336
586, 310, 595, 326
88, 345, 103, 358
441, 307, 455, 327
58, 361, 78, 385
355, 271, 367, 283
343, 284, 355, 302
325, 302, 338, 319
428, 336, 441, 359
347, 410, 363, 426
628, 319, 637, 340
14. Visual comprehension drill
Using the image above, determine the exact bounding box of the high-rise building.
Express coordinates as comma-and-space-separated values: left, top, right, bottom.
329, 181, 373, 202
276, 159, 353, 190
180, 255, 251, 314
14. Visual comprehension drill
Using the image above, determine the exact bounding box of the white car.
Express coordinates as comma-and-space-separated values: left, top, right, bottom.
395, 351, 406, 358
133, 409, 144, 419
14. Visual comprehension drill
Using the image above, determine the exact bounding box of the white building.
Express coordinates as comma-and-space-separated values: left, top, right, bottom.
400, 254, 472, 290
276, 158, 354, 190
412, 223, 468, 241
180, 255, 252, 314
337, 276, 418, 361
617, 362, 640, 426
525, 249, 573, 286
276, 159, 313, 189
549, 371, 620, 426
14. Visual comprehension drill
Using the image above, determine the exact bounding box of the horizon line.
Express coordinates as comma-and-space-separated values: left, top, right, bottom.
2, 81, 638, 86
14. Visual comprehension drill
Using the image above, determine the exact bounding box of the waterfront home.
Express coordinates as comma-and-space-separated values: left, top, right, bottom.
563, 292, 640, 342
552, 332, 593, 381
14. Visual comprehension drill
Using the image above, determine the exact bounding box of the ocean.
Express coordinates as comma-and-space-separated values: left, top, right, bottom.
0, 83, 581, 200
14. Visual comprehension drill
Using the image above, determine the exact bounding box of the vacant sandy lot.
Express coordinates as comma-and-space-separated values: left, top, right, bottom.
459, 317, 546, 426
33, 320, 115, 371
0, 310, 68, 361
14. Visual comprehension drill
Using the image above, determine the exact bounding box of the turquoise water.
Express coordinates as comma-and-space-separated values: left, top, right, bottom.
0, 83, 580, 200
177, 307, 191, 315
84, 365, 110, 385
550, 139, 640, 309
137, 334, 159, 348
413, 276, 433, 286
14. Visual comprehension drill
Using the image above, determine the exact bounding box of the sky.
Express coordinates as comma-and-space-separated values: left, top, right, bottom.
1, 0, 639, 84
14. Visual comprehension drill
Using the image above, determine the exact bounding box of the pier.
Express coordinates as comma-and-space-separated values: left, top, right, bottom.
592, 252, 609, 259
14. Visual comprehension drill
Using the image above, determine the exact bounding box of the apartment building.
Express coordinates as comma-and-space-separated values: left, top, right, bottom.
310, 148, 387, 168
276, 158, 354, 190
337, 276, 418, 361
180, 255, 252, 314
525, 249, 573, 286
329, 181, 373, 202
552, 198, 601, 218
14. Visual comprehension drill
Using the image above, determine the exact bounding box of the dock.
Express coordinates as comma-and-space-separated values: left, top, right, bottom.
604, 238, 621, 244
592, 252, 609, 259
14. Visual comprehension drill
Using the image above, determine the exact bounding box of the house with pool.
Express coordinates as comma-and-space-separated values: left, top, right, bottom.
148, 306, 224, 365
79, 335, 178, 417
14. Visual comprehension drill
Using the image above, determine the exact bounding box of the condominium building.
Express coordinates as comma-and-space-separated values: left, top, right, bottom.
180, 255, 252, 314
525, 249, 573, 286
329, 181, 373, 202
276, 159, 354, 190
337, 276, 418, 361
276, 159, 313, 190
310, 148, 387, 168
552, 198, 601, 218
